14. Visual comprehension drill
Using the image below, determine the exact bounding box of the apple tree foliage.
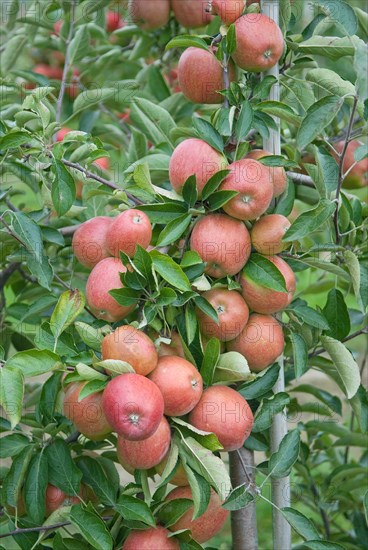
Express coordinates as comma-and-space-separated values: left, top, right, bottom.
0, 0, 367, 549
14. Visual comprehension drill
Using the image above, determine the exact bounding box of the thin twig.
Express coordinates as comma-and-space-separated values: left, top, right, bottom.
0, 263, 20, 290
333, 96, 359, 244
55, 0, 77, 125
308, 327, 368, 359
0, 516, 114, 539
0, 215, 25, 247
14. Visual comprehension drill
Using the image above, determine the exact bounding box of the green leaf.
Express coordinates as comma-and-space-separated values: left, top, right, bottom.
297, 96, 343, 150
156, 214, 192, 247
193, 118, 224, 153
235, 102, 253, 142
182, 175, 198, 207
151, 250, 191, 292
11, 211, 43, 262
289, 332, 308, 379
300, 258, 350, 281
130, 97, 176, 148
172, 418, 223, 452
159, 498, 194, 527
0, 434, 30, 458
76, 457, 116, 506
50, 290, 85, 341
138, 202, 188, 223
354, 38, 368, 101
70, 505, 113, 550
323, 289, 350, 340
75, 322, 104, 351
200, 338, 220, 386
52, 159, 76, 216
242, 254, 287, 292
0, 366, 24, 428
313, 0, 358, 35
0, 131, 31, 149
115, 494, 156, 526
36, 372, 63, 425
360, 262, 368, 311
78, 379, 107, 400
239, 364, 280, 400
256, 101, 301, 126
252, 393, 290, 433
184, 467, 211, 520
6, 349, 60, 377
298, 36, 356, 61
72, 88, 115, 113
282, 507, 321, 541
307, 68, 356, 99
320, 336, 361, 398
24, 452, 48, 524
314, 147, 339, 196
3, 445, 34, 506
166, 35, 210, 51
45, 439, 82, 495
296, 542, 345, 550
226, 23, 236, 55
222, 484, 254, 511
291, 384, 342, 415
213, 352, 251, 385
344, 250, 364, 312
201, 170, 230, 200
268, 430, 300, 479
284, 199, 336, 241
109, 288, 141, 306
207, 190, 239, 211
23, 249, 53, 290
286, 300, 330, 330
95, 359, 134, 375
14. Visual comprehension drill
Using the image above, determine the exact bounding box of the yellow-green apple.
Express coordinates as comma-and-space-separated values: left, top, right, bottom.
102, 325, 158, 376
72, 216, 113, 268
251, 214, 291, 255
171, 0, 213, 28
227, 313, 284, 371
122, 526, 180, 549
196, 288, 249, 341
169, 138, 227, 198
178, 47, 235, 104
211, 0, 245, 24
188, 385, 253, 451
63, 382, 112, 440
148, 356, 203, 416
102, 373, 164, 440
117, 416, 171, 470
158, 331, 185, 358
190, 213, 251, 278
85, 257, 137, 322
156, 456, 188, 486
240, 255, 296, 313
219, 158, 274, 220
165, 486, 229, 543
246, 149, 287, 197
106, 209, 152, 257
232, 14, 284, 72
334, 140, 368, 188
128, 0, 170, 29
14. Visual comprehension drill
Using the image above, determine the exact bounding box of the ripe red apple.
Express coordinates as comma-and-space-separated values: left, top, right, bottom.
93, 157, 110, 171
165, 486, 229, 543
246, 149, 287, 197
171, 0, 213, 28
227, 313, 284, 371
251, 214, 291, 255
106, 10, 125, 32
101, 325, 158, 376
169, 138, 227, 198
117, 416, 171, 470
188, 385, 253, 451
178, 47, 235, 104
56, 127, 72, 142
33, 63, 63, 80
232, 14, 284, 72
240, 255, 296, 314
190, 213, 251, 278
106, 209, 152, 258
211, 0, 245, 24
334, 140, 368, 188
65, 68, 80, 99
158, 331, 185, 358
196, 288, 249, 341
102, 373, 164, 440
219, 158, 274, 220
156, 456, 188, 486
122, 526, 180, 550
148, 356, 203, 416
85, 257, 137, 322
45, 484, 88, 516
72, 216, 113, 269
63, 382, 112, 440
129, 0, 170, 29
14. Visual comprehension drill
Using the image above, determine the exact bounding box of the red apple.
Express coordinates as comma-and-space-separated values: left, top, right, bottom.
33, 63, 63, 80
165, 486, 229, 543
156, 456, 188, 486
158, 331, 185, 358
171, 0, 213, 28
117, 416, 171, 470
232, 14, 284, 72
102, 373, 164, 440
190, 213, 251, 278
169, 138, 227, 198
85, 257, 137, 322
178, 47, 236, 104
56, 127, 72, 142
72, 216, 113, 269
251, 214, 291, 255
335, 140, 368, 188
45, 484, 88, 516
196, 288, 249, 341
128, 0, 170, 29
148, 356, 203, 416
122, 526, 180, 549
106, 209, 152, 258
240, 254, 296, 314
246, 149, 287, 197
220, 158, 274, 220
188, 385, 253, 451
63, 382, 112, 440
93, 157, 110, 171
227, 313, 284, 371
101, 325, 158, 376
106, 11, 125, 32
211, 0, 245, 24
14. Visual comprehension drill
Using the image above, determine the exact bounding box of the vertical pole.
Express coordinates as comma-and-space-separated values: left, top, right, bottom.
261, 1, 292, 550
229, 449, 258, 550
